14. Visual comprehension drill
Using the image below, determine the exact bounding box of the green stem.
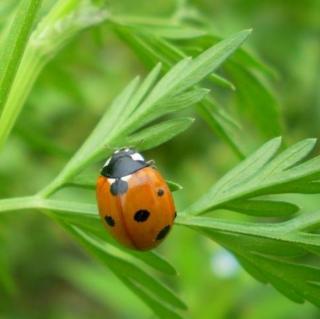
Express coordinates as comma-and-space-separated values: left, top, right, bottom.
0, 196, 40, 213
0, 196, 96, 216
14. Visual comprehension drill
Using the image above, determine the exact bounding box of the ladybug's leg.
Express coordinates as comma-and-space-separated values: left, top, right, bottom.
147, 159, 156, 168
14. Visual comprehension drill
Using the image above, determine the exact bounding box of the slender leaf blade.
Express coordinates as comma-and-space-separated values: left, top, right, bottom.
0, 0, 42, 109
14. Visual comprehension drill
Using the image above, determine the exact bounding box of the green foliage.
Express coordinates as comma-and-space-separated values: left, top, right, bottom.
0, 0, 107, 150
0, 1, 319, 318
0, 0, 42, 109
111, 15, 282, 157
0, 12, 252, 316
183, 137, 320, 215
177, 138, 320, 307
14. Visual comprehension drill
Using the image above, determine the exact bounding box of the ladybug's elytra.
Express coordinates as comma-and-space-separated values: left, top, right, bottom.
96, 148, 176, 251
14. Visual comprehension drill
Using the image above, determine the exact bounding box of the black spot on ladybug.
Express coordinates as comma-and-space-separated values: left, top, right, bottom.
156, 225, 170, 240
105, 215, 115, 227
157, 188, 164, 197
110, 179, 128, 196
134, 209, 150, 222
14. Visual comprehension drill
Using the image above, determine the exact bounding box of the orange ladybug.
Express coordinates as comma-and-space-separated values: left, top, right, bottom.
96, 148, 176, 251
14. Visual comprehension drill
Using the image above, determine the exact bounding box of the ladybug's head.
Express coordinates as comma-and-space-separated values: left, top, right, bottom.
101, 148, 149, 178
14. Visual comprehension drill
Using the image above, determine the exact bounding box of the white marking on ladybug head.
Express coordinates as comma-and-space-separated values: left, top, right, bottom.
121, 175, 133, 182
103, 157, 111, 167
131, 152, 144, 161
107, 178, 116, 184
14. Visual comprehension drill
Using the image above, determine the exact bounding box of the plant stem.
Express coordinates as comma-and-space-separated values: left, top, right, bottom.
0, 196, 96, 216
0, 196, 40, 213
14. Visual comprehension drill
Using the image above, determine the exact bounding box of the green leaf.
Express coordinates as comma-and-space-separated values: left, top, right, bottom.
176, 212, 320, 307
118, 276, 184, 319
113, 19, 281, 153
60, 76, 140, 175
176, 137, 320, 307
272, 181, 320, 194
38, 75, 141, 196
222, 199, 299, 217
0, 0, 108, 152
226, 63, 282, 138
115, 25, 246, 158
41, 199, 178, 276
0, 0, 42, 110
134, 89, 207, 129
196, 97, 244, 158
121, 28, 252, 150
41, 30, 250, 196
120, 117, 194, 151
64, 224, 187, 317
166, 180, 183, 192
112, 15, 272, 77
171, 29, 252, 94
184, 137, 282, 214
184, 138, 320, 215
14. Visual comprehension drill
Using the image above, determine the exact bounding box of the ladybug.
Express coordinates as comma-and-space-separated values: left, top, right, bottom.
96, 148, 176, 251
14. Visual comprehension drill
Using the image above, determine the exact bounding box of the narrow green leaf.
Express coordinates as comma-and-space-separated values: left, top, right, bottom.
138, 57, 193, 110
39, 76, 140, 196
270, 181, 320, 194
166, 180, 183, 192
176, 213, 320, 307
126, 63, 162, 115
0, 0, 42, 109
226, 63, 281, 138
121, 118, 194, 151
173, 29, 252, 94
235, 254, 268, 283
213, 137, 281, 193
115, 26, 246, 158
136, 89, 207, 128
0, 0, 108, 152
257, 138, 317, 179
184, 137, 282, 214
80, 76, 140, 157
130, 251, 178, 277
44, 199, 178, 276
196, 98, 244, 158
118, 276, 184, 319
222, 199, 299, 217
69, 226, 187, 311
208, 73, 235, 90
112, 15, 272, 76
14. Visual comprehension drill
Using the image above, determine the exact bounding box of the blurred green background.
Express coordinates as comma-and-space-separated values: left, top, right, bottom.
0, 0, 319, 318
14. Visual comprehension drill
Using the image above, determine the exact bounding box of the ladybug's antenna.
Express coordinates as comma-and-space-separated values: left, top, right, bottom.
127, 138, 146, 152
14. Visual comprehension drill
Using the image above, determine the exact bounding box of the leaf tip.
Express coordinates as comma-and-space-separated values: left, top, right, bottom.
155, 62, 162, 71
236, 28, 253, 42
306, 137, 318, 147
272, 136, 283, 145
